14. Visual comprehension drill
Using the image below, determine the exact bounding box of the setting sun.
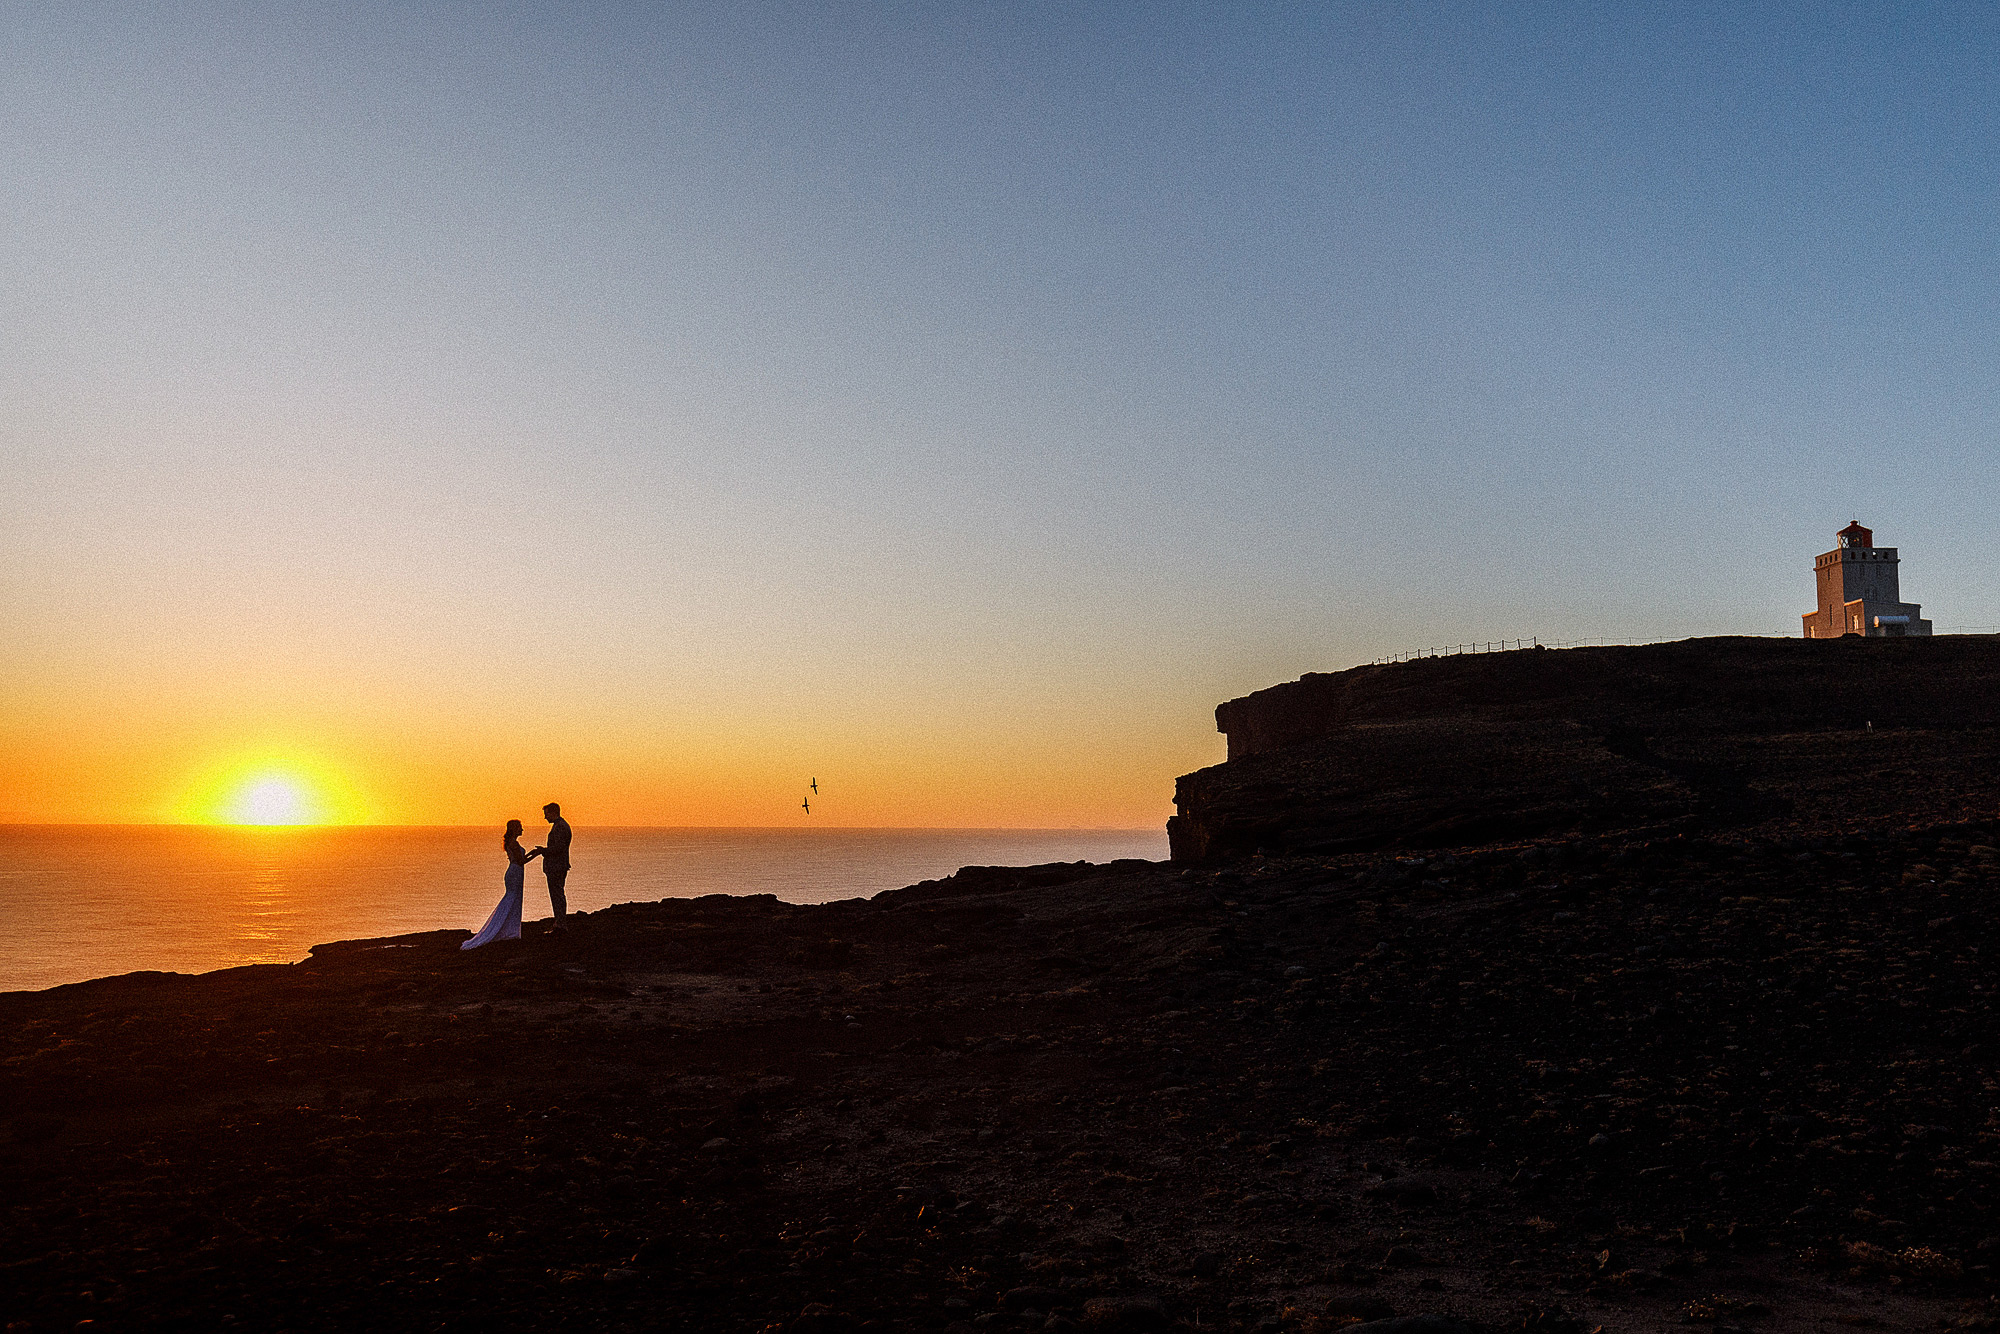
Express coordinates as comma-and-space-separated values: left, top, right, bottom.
226, 774, 316, 826
172, 752, 374, 826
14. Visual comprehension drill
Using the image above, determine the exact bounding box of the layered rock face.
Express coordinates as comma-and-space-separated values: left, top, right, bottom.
1170, 635, 2000, 862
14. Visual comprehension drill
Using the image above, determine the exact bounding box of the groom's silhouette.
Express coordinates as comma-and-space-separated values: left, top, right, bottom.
538, 803, 572, 929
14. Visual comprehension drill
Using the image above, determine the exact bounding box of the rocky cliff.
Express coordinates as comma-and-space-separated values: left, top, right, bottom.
1171, 635, 2000, 862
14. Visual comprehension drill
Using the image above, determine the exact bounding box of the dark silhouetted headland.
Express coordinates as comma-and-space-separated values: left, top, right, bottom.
1174, 635, 2000, 860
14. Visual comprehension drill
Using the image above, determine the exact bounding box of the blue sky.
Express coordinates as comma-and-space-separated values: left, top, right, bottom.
5, 3, 1999, 823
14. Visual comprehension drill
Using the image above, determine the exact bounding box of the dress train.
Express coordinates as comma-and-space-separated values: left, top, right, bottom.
462, 861, 525, 950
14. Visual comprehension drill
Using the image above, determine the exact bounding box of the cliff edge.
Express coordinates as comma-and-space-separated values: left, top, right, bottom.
1171, 635, 2000, 861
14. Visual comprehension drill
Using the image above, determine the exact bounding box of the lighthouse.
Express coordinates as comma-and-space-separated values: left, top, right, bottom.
1801, 521, 1932, 639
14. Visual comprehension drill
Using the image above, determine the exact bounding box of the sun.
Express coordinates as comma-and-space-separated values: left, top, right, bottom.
173, 751, 372, 826
226, 774, 319, 826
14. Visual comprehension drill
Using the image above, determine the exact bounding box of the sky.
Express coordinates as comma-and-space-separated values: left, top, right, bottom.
4, 2, 2000, 827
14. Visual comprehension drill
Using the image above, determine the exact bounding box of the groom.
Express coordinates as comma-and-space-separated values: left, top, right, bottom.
536, 802, 572, 930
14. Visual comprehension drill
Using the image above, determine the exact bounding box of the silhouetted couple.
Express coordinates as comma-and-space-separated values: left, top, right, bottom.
461, 803, 573, 950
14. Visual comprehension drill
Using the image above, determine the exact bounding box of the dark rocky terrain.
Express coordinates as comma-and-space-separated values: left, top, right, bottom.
1172, 636, 2000, 861
9, 637, 2000, 1334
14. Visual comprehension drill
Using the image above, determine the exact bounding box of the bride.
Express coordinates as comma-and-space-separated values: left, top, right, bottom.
461, 819, 542, 950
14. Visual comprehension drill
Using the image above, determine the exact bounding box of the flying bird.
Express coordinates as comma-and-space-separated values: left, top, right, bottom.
801, 796, 810, 815
810, 778, 818, 794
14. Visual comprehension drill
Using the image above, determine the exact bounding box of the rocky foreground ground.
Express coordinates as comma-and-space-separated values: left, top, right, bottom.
9, 818, 2000, 1333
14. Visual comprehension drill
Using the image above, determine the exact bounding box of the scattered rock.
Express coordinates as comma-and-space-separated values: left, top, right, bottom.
1509, 1170, 1549, 1200
1001, 1287, 1068, 1313
1323, 1296, 1396, 1322
1080, 1294, 1168, 1332
1346, 1317, 1473, 1334
1365, 1181, 1439, 1208
791, 1303, 853, 1334
1572, 1207, 1615, 1233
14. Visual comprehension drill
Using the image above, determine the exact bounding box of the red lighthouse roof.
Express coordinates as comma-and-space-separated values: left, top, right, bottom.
1838, 519, 1873, 548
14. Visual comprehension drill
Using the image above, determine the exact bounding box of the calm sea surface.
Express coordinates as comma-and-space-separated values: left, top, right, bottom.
0, 825, 1167, 993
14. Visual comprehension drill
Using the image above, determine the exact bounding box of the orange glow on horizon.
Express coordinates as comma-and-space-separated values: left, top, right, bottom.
173, 752, 377, 827
0, 729, 1203, 829
0, 679, 1217, 829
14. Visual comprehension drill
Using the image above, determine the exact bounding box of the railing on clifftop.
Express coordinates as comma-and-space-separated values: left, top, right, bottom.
1369, 633, 1807, 666
1370, 638, 1542, 665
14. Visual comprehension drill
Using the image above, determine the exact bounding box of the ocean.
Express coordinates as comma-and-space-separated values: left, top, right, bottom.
0, 825, 1168, 993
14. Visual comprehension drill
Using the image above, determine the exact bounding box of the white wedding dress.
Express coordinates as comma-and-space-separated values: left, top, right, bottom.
462, 858, 525, 949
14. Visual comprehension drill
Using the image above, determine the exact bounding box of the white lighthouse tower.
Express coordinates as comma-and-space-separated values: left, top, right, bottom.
1802, 520, 1932, 639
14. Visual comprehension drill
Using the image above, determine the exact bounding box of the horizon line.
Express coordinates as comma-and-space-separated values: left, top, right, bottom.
0, 821, 1167, 833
